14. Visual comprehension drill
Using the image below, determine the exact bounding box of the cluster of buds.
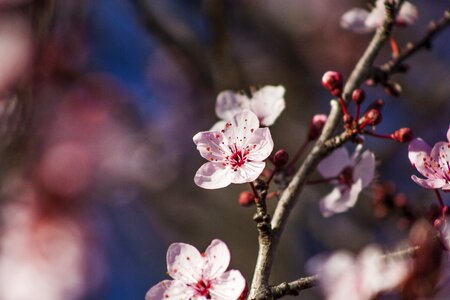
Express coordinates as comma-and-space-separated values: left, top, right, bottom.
321, 70, 414, 144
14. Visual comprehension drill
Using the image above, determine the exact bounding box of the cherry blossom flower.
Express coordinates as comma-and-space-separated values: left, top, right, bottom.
194, 110, 273, 189
310, 245, 409, 300
340, 0, 418, 34
146, 239, 246, 300
408, 126, 450, 190
211, 85, 285, 130
317, 146, 375, 217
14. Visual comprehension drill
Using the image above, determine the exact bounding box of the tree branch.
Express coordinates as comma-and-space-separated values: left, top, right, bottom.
248, 2, 399, 299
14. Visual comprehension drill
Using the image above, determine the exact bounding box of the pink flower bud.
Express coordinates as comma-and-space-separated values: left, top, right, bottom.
352, 88, 365, 105
343, 114, 353, 125
238, 191, 255, 207
391, 127, 413, 143
362, 109, 382, 126
321, 71, 343, 97
308, 114, 328, 140
273, 149, 289, 167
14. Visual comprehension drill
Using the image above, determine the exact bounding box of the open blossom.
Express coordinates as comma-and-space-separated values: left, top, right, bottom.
311, 246, 409, 300
408, 125, 450, 190
146, 239, 246, 300
194, 110, 273, 189
317, 146, 375, 217
211, 85, 285, 130
340, 0, 418, 33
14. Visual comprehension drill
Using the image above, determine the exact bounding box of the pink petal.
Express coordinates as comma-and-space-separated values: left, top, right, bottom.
434, 141, 450, 175
203, 239, 231, 280
320, 179, 363, 217
397, 2, 418, 26
222, 110, 260, 150
145, 280, 195, 300
408, 138, 432, 177
215, 90, 249, 120
209, 270, 246, 300
411, 175, 446, 189
210, 120, 227, 131
245, 127, 274, 162
230, 161, 265, 184
167, 243, 204, 284
447, 125, 450, 143
249, 85, 286, 126
340, 8, 373, 33
353, 150, 375, 188
317, 147, 351, 178
194, 163, 232, 189
364, 2, 385, 30
193, 131, 231, 163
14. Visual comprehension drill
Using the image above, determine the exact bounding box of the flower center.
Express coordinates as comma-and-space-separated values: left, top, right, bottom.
339, 166, 354, 187
194, 279, 212, 298
229, 149, 248, 169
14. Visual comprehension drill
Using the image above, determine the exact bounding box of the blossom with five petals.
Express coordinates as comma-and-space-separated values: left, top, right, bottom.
211, 85, 285, 130
310, 245, 409, 300
317, 146, 375, 217
194, 110, 273, 189
340, 0, 418, 34
408, 125, 450, 190
145, 239, 246, 300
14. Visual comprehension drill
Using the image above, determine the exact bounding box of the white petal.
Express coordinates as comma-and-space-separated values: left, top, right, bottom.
193, 131, 231, 163
447, 125, 450, 143
209, 270, 246, 300
408, 138, 432, 177
365, 3, 385, 30
194, 163, 232, 189
320, 180, 363, 217
353, 150, 375, 188
435, 141, 450, 175
210, 120, 227, 132
249, 85, 286, 126
397, 2, 418, 26
222, 110, 260, 150
167, 243, 204, 284
203, 239, 230, 280
215, 90, 249, 120
317, 147, 351, 178
245, 127, 274, 162
340, 8, 373, 33
411, 175, 446, 190
146, 280, 195, 300
230, 161, 265, 184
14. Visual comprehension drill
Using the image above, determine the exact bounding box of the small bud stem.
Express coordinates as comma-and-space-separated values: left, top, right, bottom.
390, 36, 399, 58
266, 169, 277, 185
250, 182, 260, 201
285, 139, 310, 170
363, 130, 392, 140
355, 103, 361, 122
338, 96, 350, 117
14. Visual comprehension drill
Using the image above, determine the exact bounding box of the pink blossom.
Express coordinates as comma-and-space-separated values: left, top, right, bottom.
311, 245, 409, 300
408, 126, 450, 190
194, 110, 273, 189
340, 0, 418, 33
317, 146, 375, 217
212, 85, 285, 129
146, 239, 246, 300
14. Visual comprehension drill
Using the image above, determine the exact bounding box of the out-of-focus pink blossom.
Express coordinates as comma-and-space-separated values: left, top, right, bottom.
408, 126, 450, 190
0, 201, 102, 300
340, 0, 418, 33
146, 239, 246, 300
0, 16, 32, 92
194, 110, 273, 189
317, 146, 375, 217
311, 245, 409, 300
212, 85, 285, 129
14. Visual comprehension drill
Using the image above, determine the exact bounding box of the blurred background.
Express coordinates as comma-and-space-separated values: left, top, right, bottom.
0, 0, 448, 299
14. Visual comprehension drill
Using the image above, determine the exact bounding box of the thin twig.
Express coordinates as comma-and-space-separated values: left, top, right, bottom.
248, 2, 399, 299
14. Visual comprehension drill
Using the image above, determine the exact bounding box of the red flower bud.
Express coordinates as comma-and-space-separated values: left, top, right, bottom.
391, 127, 414, 143
308, 114, 327, 140
238, 191, 255, 207
273, 149, 289, 167
321, 71, 343, 97
343, 114, 353, 124
362, 109, 382, 126
352, 88, 365, 105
